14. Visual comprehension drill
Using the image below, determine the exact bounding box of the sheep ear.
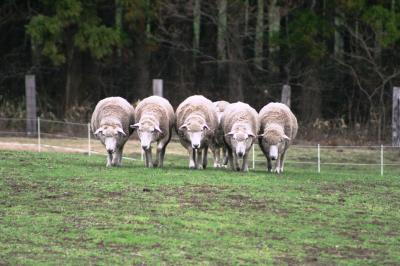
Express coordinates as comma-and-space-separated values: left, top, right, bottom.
130, 123, 140, 130
179, 124, 187, 131
283, 134, 290, 141
203, 124, 210, 130
154, 125, 162, 133
248, 132, 255, 138
225, 131, 234, 137
94, 127, 103, 136
116, 127, 126, 136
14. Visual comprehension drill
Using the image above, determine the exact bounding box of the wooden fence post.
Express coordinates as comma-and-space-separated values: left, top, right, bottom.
152, 79, 163, 97
281, 84, 291, 107
25, 74, 37, 135
393, 87, 400, 147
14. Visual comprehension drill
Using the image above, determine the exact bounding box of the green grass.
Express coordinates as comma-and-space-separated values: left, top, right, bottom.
1, 150, 399, 265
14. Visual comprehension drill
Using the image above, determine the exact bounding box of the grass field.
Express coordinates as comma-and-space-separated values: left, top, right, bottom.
1, 150, 399, 265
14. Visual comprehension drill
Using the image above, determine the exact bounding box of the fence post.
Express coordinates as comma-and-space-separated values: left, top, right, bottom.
252, 145, 255, 170
152, 79, 163, 97
393, 87, 400, 147
25, 75, 37, 135
37, 117, 41, 152
88, 123, 91, 156
381, 145, 383, 176
317, 144, 320, 173
281, 84, 291, 107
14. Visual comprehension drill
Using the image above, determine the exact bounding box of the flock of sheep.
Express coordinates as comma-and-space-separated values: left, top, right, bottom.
91, 95, 298, 173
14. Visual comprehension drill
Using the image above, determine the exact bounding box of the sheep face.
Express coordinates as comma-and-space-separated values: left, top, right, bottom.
179, 121, 210, 149
216, 109, 224, 124
131, 122, 162, 150
260, 130, 290, 160
226, 127, 255, 158
95, 125, 126, 154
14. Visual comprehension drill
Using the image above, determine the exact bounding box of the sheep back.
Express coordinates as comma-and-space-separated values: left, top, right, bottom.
259, 102, 298, 141
222, 102, 259, 136
135, 96, 175, 133
91, 96, 135, 136
176, 95, 218, 133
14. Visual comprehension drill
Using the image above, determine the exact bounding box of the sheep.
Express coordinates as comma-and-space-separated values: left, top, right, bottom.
176, 95, 218, 169
222, 102, 259, 172
210, 100, 230, 167
91, 96, 135, 167
130, 96, 174, 168
258, 102, 298, 173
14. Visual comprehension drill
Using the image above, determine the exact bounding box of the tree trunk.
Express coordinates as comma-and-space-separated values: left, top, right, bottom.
193, 0, 201, 52
228, 1, 244, 102
334, 10, 344, 59
217, 0, 227, 63
301, 74, 321, 123
115, 0, 123, 56
217, 0, 228, 95
64, 32, 82, 113
133, 35, 150, 100
254, 0, 264, 69
268, 0, 280, 72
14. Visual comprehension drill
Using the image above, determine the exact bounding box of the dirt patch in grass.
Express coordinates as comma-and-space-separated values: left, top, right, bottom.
305, 245, 379, 260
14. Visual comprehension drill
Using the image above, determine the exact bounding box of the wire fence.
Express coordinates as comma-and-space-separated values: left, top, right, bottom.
0, 117, 399, 176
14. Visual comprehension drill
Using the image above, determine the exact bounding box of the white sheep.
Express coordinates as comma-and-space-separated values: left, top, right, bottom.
176, 95, 218, 169
258, 102, 298, 173
91, 97, 135, 167
210, 100, 230, 167
222, 102, 259, 172
130, 96, 174, 168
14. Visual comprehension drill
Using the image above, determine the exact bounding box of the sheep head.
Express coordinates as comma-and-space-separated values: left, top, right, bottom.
225, 124, 255, 158
259, 124, 290, 160
94, 124, 126, 154
179, 118, 210, 149
130, 120, 162, 150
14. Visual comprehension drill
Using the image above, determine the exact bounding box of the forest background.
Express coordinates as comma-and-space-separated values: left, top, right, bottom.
1, 0, 399, 143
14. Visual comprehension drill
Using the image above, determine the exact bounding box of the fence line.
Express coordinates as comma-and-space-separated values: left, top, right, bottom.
0, 117, 399, 175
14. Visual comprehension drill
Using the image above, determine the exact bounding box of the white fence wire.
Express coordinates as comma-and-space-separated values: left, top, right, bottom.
0, 117, 399, 175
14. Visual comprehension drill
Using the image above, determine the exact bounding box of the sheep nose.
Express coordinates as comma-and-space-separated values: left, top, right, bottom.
237, 152, 244, 157
142, 145, 149, 150
107, 149, 114, 154
271, 156, 277, 160
193, 144, 200, 149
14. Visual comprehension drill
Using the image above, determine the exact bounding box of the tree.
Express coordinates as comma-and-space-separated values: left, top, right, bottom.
26, 0, 121, 112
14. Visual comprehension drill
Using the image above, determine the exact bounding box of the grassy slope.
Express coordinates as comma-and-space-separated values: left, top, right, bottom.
0, 151, 399, 265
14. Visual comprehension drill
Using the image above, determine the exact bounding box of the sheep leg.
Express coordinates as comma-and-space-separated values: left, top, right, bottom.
145, 147, 153, 168
241, 152, 249, 172
154, 141, 161, 167
227, 147, 235, 171
267, 157, 272, 172
212, 147, 219, 168
222, 147, 229, 167
116, 146, 124, 166
143, 148, 148, 167
202, 145, 208, 169
189, 147, 196, 169
158, 143, 167, 168
111, 149, 120, 166
233, 153, 240, 171
274, 153, 281, 174
196, 149, 203, 169
280, 149, 287, 173
106, 152, 113, 167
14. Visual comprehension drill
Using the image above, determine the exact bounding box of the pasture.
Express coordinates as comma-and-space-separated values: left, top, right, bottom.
0, 150, 399, 265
